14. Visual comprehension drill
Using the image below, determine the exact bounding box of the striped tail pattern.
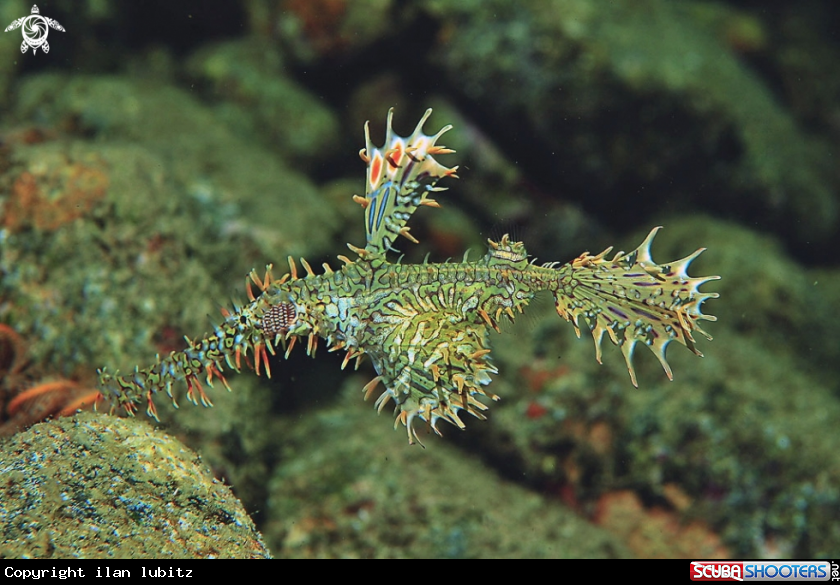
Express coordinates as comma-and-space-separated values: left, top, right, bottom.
553, 227, 720, 387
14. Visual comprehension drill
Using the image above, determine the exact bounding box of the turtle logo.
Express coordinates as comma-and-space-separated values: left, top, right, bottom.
4, 5, 65, 55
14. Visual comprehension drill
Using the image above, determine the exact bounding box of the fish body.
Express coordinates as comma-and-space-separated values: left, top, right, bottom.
99, 109, 719, 445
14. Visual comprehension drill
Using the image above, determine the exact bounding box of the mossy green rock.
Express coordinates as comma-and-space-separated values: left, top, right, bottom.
424, 0, 837, 246
264, 381, 629, 559
0, 413, 270, 558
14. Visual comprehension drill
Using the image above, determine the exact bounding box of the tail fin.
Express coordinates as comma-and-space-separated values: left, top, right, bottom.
553, 227, 719, 386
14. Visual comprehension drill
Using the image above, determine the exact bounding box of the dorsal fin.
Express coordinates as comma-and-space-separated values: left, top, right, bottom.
356, 108, 458, 256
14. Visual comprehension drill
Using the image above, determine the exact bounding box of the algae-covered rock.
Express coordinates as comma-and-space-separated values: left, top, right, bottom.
0, 126, 284, 516
11, 73, 340, 260
185, 38, 340, 168
0, 412, 270, 558
0, 137, 245, 377
256, 0, 394, 62
264, 378, 630, 559
423, 0, 837, 248
1, 71, 340, 379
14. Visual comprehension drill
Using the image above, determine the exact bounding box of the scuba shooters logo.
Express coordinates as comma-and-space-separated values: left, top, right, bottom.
691, 561, 834, 581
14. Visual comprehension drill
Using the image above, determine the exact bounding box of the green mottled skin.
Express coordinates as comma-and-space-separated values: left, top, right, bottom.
99, 109, 719, 445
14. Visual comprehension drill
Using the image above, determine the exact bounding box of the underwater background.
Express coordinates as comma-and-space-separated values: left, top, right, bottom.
1, 0, 839, 559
